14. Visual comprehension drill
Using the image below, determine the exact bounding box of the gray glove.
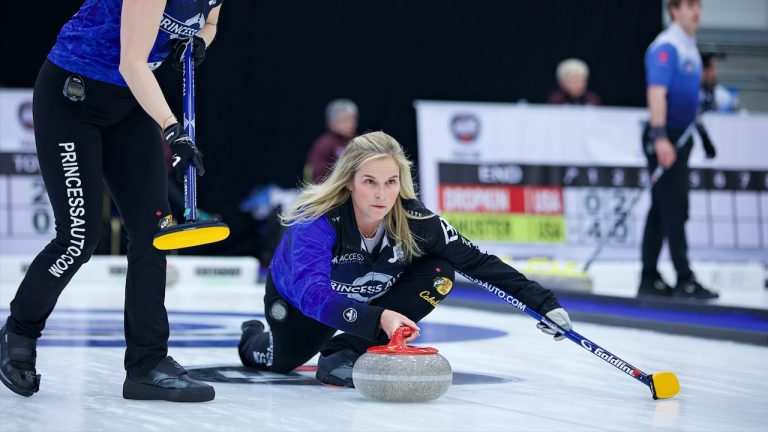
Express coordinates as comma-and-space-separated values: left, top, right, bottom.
536, 308, 572, 341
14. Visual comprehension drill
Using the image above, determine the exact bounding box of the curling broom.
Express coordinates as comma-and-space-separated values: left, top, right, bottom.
153, 38, 229, 250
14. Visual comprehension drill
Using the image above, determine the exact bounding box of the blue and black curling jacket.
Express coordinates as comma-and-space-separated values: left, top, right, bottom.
269, 198, 562, 341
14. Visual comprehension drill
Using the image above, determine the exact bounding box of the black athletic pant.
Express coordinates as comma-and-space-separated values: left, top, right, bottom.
241, 256, 455, 374
6, 60, 172, 376
640, 125, 694, 284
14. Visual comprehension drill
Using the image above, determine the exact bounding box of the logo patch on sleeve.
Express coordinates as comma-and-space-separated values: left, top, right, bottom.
433, 277, 453, 295
343, 308, 358, 322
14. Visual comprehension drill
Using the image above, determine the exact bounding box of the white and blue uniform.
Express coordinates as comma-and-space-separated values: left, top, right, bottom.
48, 0, 222, 87
639, 22, 703, 290
645, 22, 702, 131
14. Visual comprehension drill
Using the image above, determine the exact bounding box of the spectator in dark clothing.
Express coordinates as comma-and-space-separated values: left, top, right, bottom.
305, 99, 358, 183
547, 58, 602, 106
700, 52, 740, 113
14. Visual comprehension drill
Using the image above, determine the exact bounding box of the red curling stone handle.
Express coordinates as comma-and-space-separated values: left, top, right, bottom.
366, 326, 439, 355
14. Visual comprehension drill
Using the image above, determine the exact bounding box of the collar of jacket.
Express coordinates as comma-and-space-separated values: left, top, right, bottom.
329, 198, 395, 254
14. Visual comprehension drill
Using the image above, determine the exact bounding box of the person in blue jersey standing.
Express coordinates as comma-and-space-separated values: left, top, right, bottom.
638, 0, 718, 300
0, 0, 222, 402
237, 131, 573, 387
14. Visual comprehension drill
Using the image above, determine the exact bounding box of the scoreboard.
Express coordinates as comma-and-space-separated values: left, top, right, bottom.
416, 101, 768, 263
0, 89, 55, 255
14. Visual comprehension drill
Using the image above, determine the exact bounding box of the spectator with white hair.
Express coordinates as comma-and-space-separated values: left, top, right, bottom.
305, 99, 359, 183
547, 58, 602, 105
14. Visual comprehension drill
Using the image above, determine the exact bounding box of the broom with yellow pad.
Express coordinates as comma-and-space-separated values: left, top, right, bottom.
485, 285, 680, 399
153, 38, 229, 251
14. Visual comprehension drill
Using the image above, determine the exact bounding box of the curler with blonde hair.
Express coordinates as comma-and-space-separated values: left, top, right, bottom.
281, 131, 427, 261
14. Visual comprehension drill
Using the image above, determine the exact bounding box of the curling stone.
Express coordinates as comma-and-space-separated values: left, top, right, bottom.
352, 327, 452, 402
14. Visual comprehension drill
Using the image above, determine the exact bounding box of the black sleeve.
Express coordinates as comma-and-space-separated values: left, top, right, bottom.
420, 214, 562, 315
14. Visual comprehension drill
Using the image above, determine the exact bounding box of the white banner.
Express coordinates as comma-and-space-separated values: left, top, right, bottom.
415, 100, 768, 263
0, 89, 55, 255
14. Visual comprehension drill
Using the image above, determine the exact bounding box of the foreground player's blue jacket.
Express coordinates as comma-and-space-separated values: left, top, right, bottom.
48, 0, 223, 87
269, 198, 562, 341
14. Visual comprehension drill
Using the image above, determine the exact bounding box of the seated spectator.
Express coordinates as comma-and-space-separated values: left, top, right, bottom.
547, 58, 602, 106
700, 52, 741, 113
304, 99, 358, 183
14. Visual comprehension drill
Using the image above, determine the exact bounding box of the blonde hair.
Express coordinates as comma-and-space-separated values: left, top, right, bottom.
281, 131, 425, 261
556, 58, 590, 82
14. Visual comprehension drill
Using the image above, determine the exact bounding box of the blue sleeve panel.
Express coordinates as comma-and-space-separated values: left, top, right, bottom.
646, 43, 678, 88
270, 217, 384, 341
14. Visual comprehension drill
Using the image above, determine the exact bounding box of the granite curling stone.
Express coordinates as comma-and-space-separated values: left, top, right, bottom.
352, 327, 452, 402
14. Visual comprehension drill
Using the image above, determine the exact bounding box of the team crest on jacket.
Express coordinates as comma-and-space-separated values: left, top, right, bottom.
433, 277, 453, 295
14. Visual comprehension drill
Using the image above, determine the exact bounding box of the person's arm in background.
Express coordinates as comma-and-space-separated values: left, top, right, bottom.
647, 85, 676, 168
645, 41, 679, 169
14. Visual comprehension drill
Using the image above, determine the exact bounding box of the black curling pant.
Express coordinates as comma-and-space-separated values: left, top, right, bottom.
6, 60, 172, 376
241, 256, 455, 374
640, 126, 694, 285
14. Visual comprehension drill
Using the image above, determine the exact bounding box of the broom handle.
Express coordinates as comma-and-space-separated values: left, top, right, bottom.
460, 271, 655, 393
183, 38, 197, 222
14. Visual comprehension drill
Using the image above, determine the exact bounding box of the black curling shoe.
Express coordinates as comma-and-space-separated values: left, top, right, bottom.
0, 325, 41, 397
238, 320, 265, 368
674, 278, 719, 300
122, 356, 214, 402
316, 348, 360, 388
637, 276, 674, 298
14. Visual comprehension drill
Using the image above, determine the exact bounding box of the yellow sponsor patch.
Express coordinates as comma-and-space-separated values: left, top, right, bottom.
158, 215, 177, 229
433, 277, 453, 295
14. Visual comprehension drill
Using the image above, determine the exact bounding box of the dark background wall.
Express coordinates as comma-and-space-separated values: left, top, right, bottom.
2, 0, 661, 255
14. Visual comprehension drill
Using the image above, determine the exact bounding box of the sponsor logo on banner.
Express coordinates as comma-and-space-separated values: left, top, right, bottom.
18, 101, 33, 132
196, 267, 242, 277
109, 265, 128, 276
439, 185, 524, 213
450, 114, 480, 143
